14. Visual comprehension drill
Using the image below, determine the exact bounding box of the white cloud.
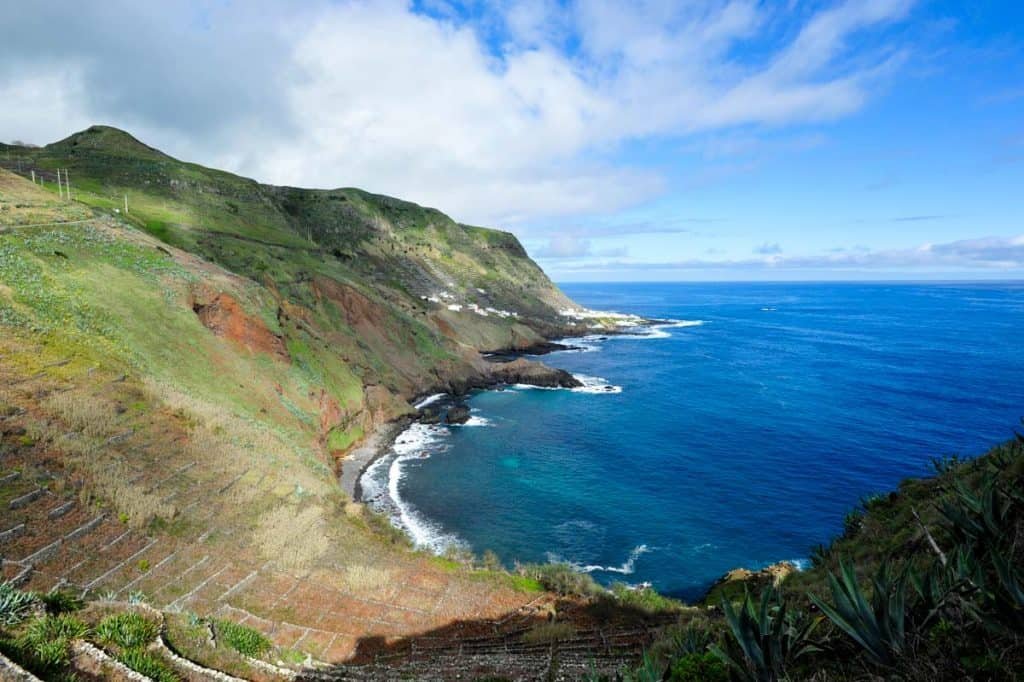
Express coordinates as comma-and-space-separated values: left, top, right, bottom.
553, 234, 1024, 272
1, 0, 914, 226
532, 233, 628, 259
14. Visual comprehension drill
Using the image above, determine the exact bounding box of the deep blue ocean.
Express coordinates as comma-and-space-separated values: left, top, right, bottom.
362, 282, 1024, 599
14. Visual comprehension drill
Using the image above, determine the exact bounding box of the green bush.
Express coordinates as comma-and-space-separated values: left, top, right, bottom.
118, 647, 180, 682
610, 583, 682, 613
519, 563, 601, 597
669, 652, 729, 682
16, 614, 89, 672
41, 589, 84, 614
94, 611, 160, 649
214, 618, 271, 658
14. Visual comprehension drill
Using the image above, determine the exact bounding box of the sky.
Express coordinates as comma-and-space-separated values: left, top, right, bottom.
2, 1, 1022, 281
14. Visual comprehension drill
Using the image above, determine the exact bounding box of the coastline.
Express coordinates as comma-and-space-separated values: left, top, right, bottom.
340, 418, 413, 500
340, 316, 674, 505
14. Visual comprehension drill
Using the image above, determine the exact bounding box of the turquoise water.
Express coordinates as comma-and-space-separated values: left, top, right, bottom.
362, 282, 1024, 599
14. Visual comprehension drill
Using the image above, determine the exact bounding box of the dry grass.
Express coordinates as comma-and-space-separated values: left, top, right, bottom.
75, 454, 178, 528
253, 504, 330, 569
339, 564, 393, 593
522, 622, 576, 645
43, 390, 120, 439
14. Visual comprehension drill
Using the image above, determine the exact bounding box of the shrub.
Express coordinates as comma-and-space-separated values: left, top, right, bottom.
610, 583, 682, 613
0, 581, 41, 625
521, 622, 576, 644
118, 647, 180, 682
480, 549, 503, 572
41, 589, 84, 614
519, 563, 601, 597
214, 618, 271, 658
94, 611, 160, 649
16, 614, 89, 672
669, 652, 729, 682
650, 621, 715, 665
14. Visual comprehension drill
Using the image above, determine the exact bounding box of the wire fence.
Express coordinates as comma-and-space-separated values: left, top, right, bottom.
0, 157, 77, 199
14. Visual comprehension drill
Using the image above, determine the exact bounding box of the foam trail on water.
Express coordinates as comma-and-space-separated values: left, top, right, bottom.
572, 374, 623, 394
511, 375, 622, 394
361, 422, 464, 553
625, 320, 705, 339
414, 393, 446, 409
550, 545, 652, 575
456, 415, 493, 426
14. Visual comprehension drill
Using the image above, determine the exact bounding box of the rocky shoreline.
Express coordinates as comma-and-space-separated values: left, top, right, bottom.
339, 318, 661, 518
340, 351, 586, 501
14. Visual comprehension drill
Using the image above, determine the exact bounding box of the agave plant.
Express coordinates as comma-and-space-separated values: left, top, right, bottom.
620, 652, 664, 682
937, 474, 1010, 549
809, 559, 907, 668
16, 613, 90, 672
710, 587, 821, 682
664, 623, 714, 658
0, 580, 41, 625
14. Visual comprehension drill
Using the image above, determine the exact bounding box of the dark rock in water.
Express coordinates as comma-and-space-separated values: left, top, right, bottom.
518, 341, 579, 356
487, 357, 582, 389
418, 406, 441, 424
445, 405, 471, 424
483, 341, 581, 362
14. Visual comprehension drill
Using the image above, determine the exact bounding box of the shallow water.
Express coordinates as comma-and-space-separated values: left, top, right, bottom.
362, 282, 1024, 599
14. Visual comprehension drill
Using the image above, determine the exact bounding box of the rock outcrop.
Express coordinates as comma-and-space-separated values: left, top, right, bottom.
445, 405, 471, 424
703, 561, 800, 604
486, 358, 582, 389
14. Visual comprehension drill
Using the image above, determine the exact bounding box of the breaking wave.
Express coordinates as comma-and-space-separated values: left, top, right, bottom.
360, 422, 464, 553
548, 545, 653, 575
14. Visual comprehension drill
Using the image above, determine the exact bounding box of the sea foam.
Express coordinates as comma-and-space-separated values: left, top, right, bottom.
549, 544, 652, 575
571, 374, 623, 394
362, 422, 464, 553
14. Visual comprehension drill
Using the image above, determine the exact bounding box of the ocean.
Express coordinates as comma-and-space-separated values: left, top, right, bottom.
361, 282, 1024, 599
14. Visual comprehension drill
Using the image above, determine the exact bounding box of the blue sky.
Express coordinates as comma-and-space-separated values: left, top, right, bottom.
2, 1, 1022, 280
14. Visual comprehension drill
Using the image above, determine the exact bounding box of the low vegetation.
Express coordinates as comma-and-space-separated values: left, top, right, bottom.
213, 618, 272, 658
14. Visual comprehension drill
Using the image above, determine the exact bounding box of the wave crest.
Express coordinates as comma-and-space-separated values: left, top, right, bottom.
548, 544, 652, 575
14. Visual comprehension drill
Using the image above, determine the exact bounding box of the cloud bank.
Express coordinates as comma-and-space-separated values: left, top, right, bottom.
1, 0, 913, 226
552, 235, 1024, 272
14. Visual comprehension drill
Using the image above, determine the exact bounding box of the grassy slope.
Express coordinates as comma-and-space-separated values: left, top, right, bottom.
0, 156, 577, 669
